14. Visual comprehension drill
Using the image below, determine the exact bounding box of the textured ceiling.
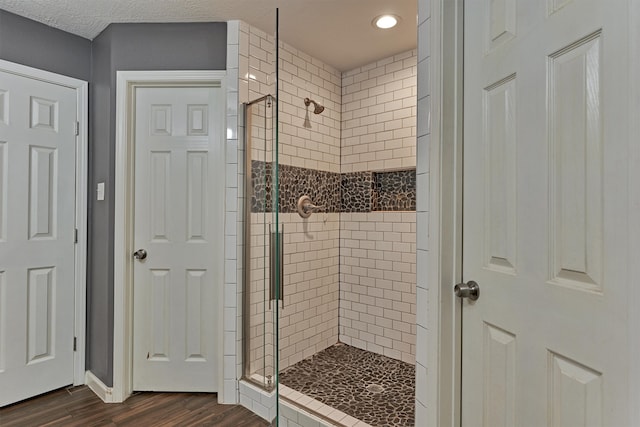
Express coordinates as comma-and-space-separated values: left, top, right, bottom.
0, 0, 417, 71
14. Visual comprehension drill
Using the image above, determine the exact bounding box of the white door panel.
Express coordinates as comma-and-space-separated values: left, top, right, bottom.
133, 86, 223, 392
463, 0, 630, 425
0, 71, 76, 406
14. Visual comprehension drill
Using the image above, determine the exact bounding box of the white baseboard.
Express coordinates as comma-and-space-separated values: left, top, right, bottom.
85, 370, 115, 403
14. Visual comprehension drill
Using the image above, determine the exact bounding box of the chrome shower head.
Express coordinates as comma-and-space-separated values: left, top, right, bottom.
304, 97, 325, 114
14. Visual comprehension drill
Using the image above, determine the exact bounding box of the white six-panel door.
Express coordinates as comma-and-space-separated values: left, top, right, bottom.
462, 0, 630, 425
0, 70, 77, 406
132, 86, 224, 392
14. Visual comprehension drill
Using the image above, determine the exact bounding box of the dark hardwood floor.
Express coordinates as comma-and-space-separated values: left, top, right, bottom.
0, 386, 270, 426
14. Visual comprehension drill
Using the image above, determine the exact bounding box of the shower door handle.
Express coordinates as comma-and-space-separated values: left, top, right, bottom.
269, 225, 284, 306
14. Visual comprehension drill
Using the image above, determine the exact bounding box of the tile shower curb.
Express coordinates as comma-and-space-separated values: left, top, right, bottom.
280, 384, 373, 427
238, 379, 365, 427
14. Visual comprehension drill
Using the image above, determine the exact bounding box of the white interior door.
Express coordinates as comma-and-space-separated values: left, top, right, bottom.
132, 86, 224, 392
462, 0, 631, 425
0, 70, 77, 406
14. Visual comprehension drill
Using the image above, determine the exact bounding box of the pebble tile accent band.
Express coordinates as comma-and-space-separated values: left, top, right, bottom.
251, 160, 273, 213
340, 171, 374, 213
251, 161, 416, 213
279, 343, 415, 427
280, 164, 341, 213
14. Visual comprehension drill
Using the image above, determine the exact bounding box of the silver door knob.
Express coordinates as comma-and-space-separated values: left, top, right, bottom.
133, 249, 147, 260
454, 281, 479, 301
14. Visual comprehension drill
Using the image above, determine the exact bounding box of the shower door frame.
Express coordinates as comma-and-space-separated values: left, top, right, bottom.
241, 94, 281, 392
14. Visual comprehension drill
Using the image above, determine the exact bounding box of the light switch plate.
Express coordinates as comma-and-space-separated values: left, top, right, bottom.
97, 182, 105, 201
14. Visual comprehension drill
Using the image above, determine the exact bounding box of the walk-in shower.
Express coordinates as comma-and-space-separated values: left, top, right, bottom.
238, 10, 417, 426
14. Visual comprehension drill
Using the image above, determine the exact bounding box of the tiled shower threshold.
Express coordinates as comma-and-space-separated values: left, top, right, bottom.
279, 384, 372, 427
279, 343, 415, 427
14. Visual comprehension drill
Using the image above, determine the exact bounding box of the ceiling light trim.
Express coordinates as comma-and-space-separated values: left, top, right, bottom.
373, 14, 400, 29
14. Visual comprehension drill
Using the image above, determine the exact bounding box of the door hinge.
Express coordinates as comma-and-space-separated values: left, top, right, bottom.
74, 228, 78, 244
73, 337, 77, 352
74, 121, 80, 136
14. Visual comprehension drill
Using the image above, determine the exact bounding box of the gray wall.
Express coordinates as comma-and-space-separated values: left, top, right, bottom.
87, 25, 114, 388
0, 9, 91, 80
88, 22, 227, 386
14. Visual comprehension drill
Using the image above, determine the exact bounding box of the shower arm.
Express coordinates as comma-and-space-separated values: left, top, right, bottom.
297, 195, 325, 218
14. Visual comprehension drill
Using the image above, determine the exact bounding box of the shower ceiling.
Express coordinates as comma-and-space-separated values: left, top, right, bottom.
0, 0, 417, 71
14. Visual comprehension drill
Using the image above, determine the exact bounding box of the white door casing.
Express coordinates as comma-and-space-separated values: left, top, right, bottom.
114, 71, 226, 403
0, 62, 88, 406
132, 86, 224, 392
461, 0, 631, 425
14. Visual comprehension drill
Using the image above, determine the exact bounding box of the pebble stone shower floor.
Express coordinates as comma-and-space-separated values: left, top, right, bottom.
279, 343, 415, 426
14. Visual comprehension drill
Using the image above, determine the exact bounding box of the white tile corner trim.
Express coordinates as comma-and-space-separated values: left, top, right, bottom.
225, 19, 242, 405
239, 380, 277, 422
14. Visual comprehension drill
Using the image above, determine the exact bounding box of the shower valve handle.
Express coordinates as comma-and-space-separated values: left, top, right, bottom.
297, 195, 324, 218
305, 203, 325, 214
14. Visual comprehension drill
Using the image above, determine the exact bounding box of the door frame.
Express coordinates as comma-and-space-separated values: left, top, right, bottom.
430, 0, 640, 425
113, 70, 226, 402
427, 1, 464, 425
629, 2, 640, 422
0, 59, 89, 388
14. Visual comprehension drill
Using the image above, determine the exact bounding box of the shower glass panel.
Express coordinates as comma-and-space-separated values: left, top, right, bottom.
242, 8, 281, 425
243, 94, 280, 392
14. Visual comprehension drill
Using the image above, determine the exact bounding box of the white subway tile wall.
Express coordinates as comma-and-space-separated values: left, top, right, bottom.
279, 213, 340, 370
240, 23, 342, 173
338, 51, 418, 362
339, 212, 417, 364
278, 41, 342, 173
341, 50, 417, 174
241, 22, 275, 104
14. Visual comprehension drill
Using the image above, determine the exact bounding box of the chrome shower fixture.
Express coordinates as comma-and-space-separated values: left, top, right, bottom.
304, 97, 325, 114
297, 195, 325, 218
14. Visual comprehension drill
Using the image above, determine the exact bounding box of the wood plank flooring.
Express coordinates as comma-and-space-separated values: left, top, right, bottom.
0, 386, 270, 426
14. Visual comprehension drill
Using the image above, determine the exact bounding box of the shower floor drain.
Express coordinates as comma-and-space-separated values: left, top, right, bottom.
365, 383, 385, 393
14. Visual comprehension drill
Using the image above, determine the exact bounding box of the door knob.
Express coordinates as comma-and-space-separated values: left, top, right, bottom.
454, 280, 480, 301
133, 249, 147, 260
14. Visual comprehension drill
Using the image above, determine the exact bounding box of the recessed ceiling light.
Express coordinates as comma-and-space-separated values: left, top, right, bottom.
374, 15, 399, 29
